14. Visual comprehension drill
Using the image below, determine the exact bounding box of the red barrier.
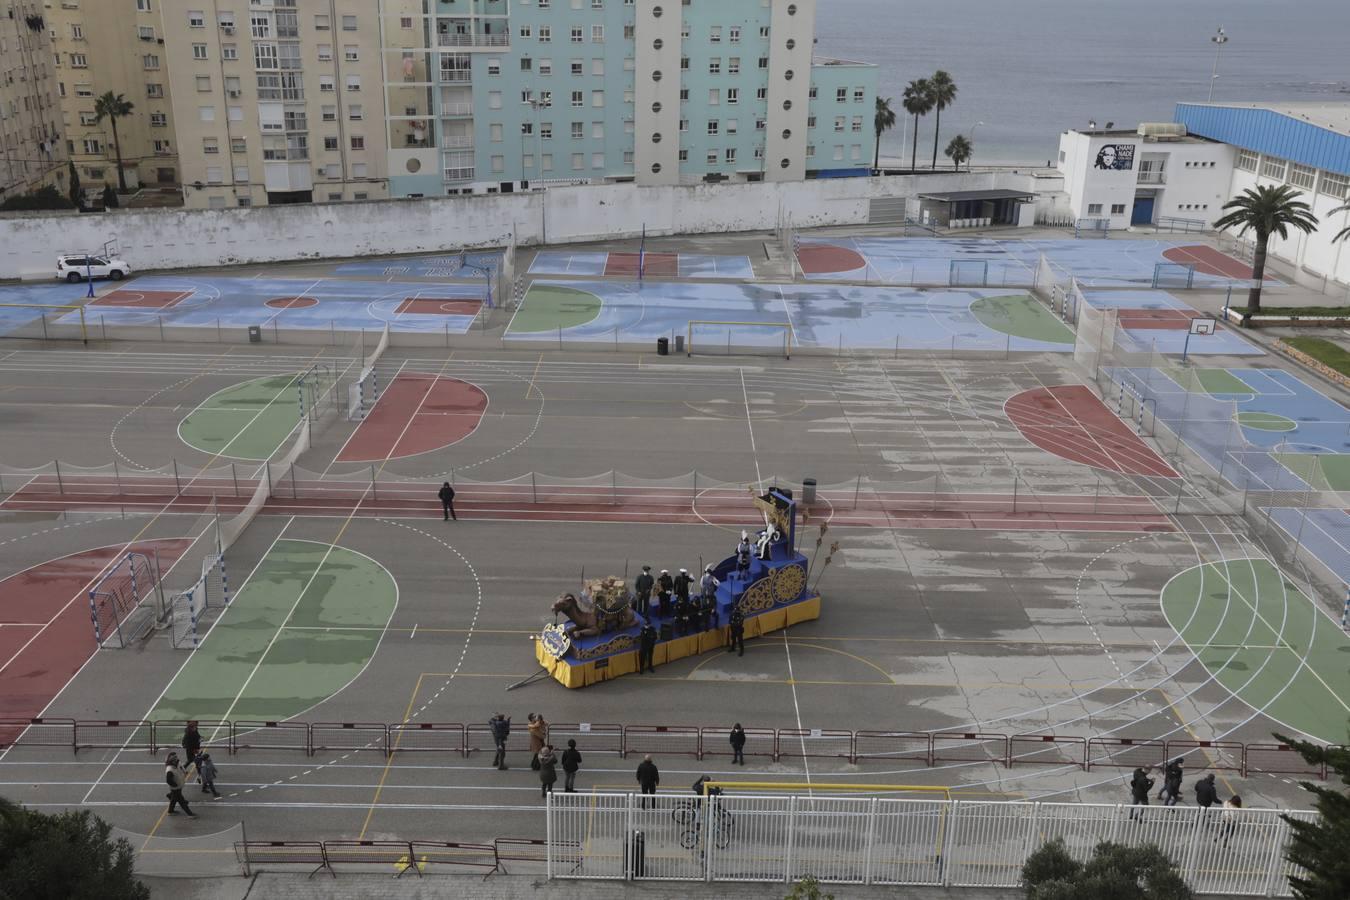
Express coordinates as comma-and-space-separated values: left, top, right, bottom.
409, 841, 499, 877
546, 723, 624, 755
1010, 734, 1087, 770
1087, 737, 1165, 771
388, 722, 466, 756
235, 841, 331, 878
74, 719, 154, 752
323, 840, 422, 878
311, 723, 389, 755
152, 720, 232, 755
1164, 739, 1243, 773
233, 721, 309, 754
1243, 743, 1327, 780
931, 732, 1009, 767
465, 722, 534, 756
0, 717, 76, 752
622, 725, 700, 758
777, 728, 854, 761
853, 731, 931, 766
701, 726, 777, 761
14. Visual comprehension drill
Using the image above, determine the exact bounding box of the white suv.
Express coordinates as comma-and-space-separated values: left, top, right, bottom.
56, 254, 132, 282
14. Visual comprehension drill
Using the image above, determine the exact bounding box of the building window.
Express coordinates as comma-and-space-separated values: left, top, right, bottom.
592, 152, 604, 168
539, 26, 551, 43
592, 122, 604, 139
725, 148, 736, 164
592, 25, 604, 43
593, 58, 604, 75
324, 136, 339, 151
726, 119, 738, 134
707, 150, 718, 165
852, 117, 863, 132
198, 106, 215, 121
834, 116, 845, 132
145, 83, 163, 98
623, 150, 634, 164
592, 90, 604, 107
1260, 156, 1286, 181
1319, 170, 1350, 199
539, 59, 552, 76
727, 88, 739, 105
756, 87, 767, 100
205, 166, 223, 183
1087, 203, 1103, 215
489, 58, 502, 76
728, 58, 740, 74
1110, 204, 1126, 215
346, 75, 361, 92
708, 58, 720, 74
150, 112, 167, 126
71, 24, 85, 40
222, 44, 237, 60
730, 26, 741, 43
1235, 149, 1258, 172
1288, 163, 1316, 190
679, 149, 688, 162
231, 137, 246, 152
571, 121, 583, 139
571, 91, 583, 107
707, 120, 719, 135
187, 10, 205, 28
572, 153, 584, 170
138, 25, 156, 40
854, 88, 865, 103
806, 144, 814, 158
520, 25, 532, 38
541, 123, 553, 139
318, 44, 333, 60
70, 54, 88, 68
319, 76, 334, 92
491, 155, 504, 173
342, 15, 357, 31
571, 26, 583, 43
344, 45, 359, 61
489, 91, 504, 109
196, 75, 211, 91
351, 136, 365, 150
679, 118, 688, 132
315, 14, 330, 30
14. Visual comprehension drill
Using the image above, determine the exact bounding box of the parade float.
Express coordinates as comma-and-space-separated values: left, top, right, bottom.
533, 485, 825, 688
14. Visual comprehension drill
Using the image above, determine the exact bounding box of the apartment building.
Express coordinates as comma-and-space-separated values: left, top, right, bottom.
380, 0, 877, 197
1, 0, 67, 199
158, 0, 390, 209
45, 0, 179, 195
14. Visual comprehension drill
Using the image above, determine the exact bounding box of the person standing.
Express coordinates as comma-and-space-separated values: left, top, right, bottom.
636, 754, 659, 808
527, 713, 548, 770
727, 607, 745, 656
634, 565, 655, 617
196, 753, 220, 798
164, 753, 196, 818
638, 622, 658, 674
1220, 795, 1242, 847
653, 587, 671, 621
438, 481, 457, 521
537, 745, 558, 798
181, 722, 202, 762
561, 739, 582, 792
673, 594, 689, 637
736, 532, 752, 580
673, 568, 693, 604
729, 723, 746, 765
1194, 773, 1219, 810
489, 712, 511, 770
1128, 767, 1154, 821
657, 569, 674, 599
1159, 759, 1184, 807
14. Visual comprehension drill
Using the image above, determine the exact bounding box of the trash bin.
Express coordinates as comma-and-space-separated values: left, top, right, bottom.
627, 830, 646, 879
656, 336, 669, 356
247, 325, 262, 343
802, 477, 817, 506
674, 334, 685, 354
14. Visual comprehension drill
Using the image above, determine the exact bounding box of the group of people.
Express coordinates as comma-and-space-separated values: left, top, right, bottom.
163, 722, 220, 818
1128, 761, 1242, 844
632, 565, 721, 635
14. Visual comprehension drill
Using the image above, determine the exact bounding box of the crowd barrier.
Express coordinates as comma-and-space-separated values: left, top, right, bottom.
1, 717, 1334, 779
235, 838, 502, 879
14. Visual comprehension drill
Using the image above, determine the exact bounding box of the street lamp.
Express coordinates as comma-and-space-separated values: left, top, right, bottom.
1208, 27, 1228, 102
969, 121, 984, 170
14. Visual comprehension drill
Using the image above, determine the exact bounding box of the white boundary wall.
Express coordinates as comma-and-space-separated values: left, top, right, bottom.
0, 173, 1039, 279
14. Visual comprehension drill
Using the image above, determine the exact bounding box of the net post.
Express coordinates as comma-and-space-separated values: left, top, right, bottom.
231, 463, 239, 497
54, 459, 64, 494
370, 465, 378, 501
78, 306, 87, 345
40, 312, 48, 340
113, 458, 122, 495
172, 459, 181, 496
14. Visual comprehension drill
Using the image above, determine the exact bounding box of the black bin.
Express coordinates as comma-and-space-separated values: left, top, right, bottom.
802, 478, 817, 506
627, 829, 645, 879
656, 336, 669, 356
247, 325, 262, 343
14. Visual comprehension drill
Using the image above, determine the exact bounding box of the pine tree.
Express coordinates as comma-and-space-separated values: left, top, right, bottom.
1272, 733, 1350, 899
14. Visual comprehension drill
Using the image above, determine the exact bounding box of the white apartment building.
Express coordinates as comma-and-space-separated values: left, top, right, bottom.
1, 0, 67, 199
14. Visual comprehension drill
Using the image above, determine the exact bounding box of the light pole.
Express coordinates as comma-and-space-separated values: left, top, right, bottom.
969, 121, 984, 170
1208, 27, 1228, 102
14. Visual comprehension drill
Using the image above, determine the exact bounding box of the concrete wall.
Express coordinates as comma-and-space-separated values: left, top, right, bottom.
0, 171, 1037, 279
1229, 167, 1350, 289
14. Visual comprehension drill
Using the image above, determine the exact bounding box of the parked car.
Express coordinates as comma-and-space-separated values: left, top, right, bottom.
56, 254, 131, 282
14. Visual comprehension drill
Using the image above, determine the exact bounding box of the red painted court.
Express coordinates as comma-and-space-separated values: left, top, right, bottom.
1005, 385, 1179, 478
797, 244, 867, 275
336, 372, 488, 463
0, 539, 191, 742
90, 289, 193, 309
394, 297, 482, 316
1162, 245, 1269, 281
265, 296, 319, 309
604, 252, 677, 276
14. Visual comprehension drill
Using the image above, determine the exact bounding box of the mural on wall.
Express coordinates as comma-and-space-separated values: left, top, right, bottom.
1094, 144, 1136, 171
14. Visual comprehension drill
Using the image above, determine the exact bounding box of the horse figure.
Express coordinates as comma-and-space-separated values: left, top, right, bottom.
552, 592, 636, 639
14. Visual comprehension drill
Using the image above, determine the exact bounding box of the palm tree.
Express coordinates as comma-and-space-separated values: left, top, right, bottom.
927, 71, 957, 169
93, 92, 134, 193
1212, 184, 1318, 314
1328, 199, 1350, 243
901, 79, 932, 172
873, 97, 897, 172
944, 135, 972, 171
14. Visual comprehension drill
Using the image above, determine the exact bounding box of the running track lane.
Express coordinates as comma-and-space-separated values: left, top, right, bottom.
336, 372, 488, 463
0, 478, 1175, 533
1005, 385, 1179, 478
0, 539, 191, 744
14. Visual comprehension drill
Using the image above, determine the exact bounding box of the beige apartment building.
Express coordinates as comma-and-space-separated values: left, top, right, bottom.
158, 0, 390, 209
1, 0, 67, 199
44, 0, 180, 195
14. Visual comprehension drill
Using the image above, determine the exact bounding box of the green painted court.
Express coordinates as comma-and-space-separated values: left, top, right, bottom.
1236, 411, 1298, 433
178, 373, 308, 461
1160, 559, 1350, 745
506, 284, 603, 333
1272, 452, 1350, 491
151, 539, 398, 725
969, 294, 1075, 344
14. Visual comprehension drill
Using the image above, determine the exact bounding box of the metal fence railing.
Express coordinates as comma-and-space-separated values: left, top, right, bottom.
546, 792, 1316, 895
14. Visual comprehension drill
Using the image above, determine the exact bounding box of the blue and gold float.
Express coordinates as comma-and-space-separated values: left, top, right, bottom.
534, 486, 822, 688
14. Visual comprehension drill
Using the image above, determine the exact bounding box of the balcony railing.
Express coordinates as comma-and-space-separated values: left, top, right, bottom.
440, 103, 473, 117
1137, 171, 1166, 185
444, 166, 475, 182
439, 68, 472, 83
436, 33, 509, 48
443, 136, 474, 149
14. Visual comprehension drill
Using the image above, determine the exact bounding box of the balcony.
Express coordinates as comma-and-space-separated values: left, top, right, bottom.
436, 33, 509, 49
444, 166, 475, 182
439, 68, 472, 83
440, 103, 473, 117
443, 136, 474, 149
1137, 170, 1166, 185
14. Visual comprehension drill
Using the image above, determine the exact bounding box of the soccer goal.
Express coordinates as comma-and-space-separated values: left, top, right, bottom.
949, 259, 990, 287
168, 554, 229, 650
1151, 262, 1197, 290
687, 321, 792, 359
1074, 217, 1111, 239
346, 366, 380, 421
88, 551, 165, 648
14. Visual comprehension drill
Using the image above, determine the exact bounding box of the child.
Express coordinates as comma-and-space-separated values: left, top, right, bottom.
196, 752, 220, 798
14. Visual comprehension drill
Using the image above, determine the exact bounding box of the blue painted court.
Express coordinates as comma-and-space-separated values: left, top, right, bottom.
1083, 290, 1261, 357
506, 279, 1077, 352
0, 283, 94, 337
528, 250, 756, 280
52, 275, 488, 334
1265, 508, 1349, 589
798, 236, 1262, 288
332, 251, 501, 279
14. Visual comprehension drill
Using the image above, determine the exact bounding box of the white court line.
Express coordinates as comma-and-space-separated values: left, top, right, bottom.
739, 368, 762, 487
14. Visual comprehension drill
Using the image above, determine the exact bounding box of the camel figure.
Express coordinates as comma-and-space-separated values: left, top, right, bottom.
552, 592, 636, 639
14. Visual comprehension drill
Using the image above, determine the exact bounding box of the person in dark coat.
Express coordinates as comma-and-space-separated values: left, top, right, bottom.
1129, 767, 1154, 820
727, 607, 745, 656
736, 531, 752, 580
657, 569, 674, 597
537, 745, 558, 798
638, 623, 657, 673
489, 712, 511, 770
438, 482, 457, 520
634, 566, 655, 617
1159, 759, 1184, 807
673, 594, 689, 636
673, 568, 693, 602
729, 723, 747, 765
636, 754, 659, 808
561, 739, 582, 792
164, 752, 196, 818
653, 588, 670, 620
1195, 773, 1219, 809
181, 722, 202, 760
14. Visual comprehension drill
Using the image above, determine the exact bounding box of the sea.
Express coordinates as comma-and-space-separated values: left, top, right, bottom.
813, 0, 1350, 166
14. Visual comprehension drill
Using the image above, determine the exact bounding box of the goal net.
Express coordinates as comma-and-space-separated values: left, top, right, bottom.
169, 553, 229, 650
88, 551, 165, 648
1152, 262, 1197, 290
949, 259, 989, 287
1074, 217, 1111, 239
687, 321, 792, 359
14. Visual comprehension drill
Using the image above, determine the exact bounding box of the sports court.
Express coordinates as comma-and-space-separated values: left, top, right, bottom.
1083, 289, 1263, 356
528, 250, 756, 279
332, 251, 502, 280
506, 279, 1076, 352
0, 282, 91, 337
797, 236, 1264, 288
